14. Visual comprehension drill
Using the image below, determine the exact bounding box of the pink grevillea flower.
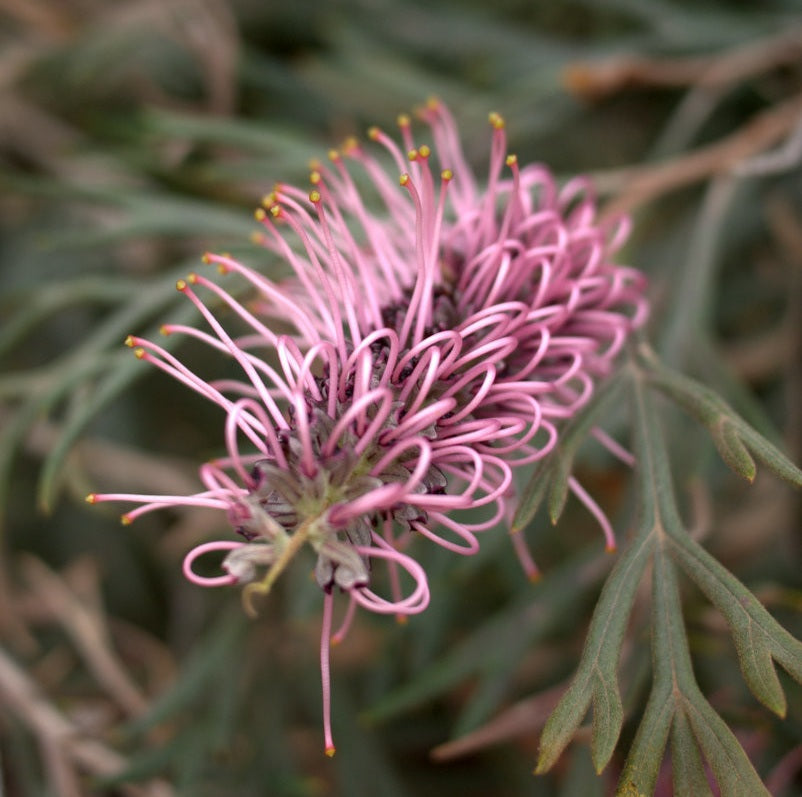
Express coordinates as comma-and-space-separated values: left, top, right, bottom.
87, 100, 648, 756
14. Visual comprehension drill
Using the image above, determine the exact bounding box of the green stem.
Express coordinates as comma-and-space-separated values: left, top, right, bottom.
242, 518, 315, 617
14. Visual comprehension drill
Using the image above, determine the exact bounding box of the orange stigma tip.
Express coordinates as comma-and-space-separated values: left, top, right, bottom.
308, 158, 321, 170
528, 572, 542, 584
407, 148, 418, 161
270, 205, 281, 218
133, 347, 146, 359
254, 208, 267, 221
124, 335, 135, 347
441, 169, 453, 181
201, 253, 211, 264
187, 273, 198, 284
309, 170, 322, 185
399, 173, 409, 186
85, 494, 97, 504
367, 126, 380, 141
249, 231, 264, 245
397, 113, 411, 127
488, 111, 505, 129
327, 148, 340, 162
159, 325, 170, 336
395, 614, 408, 626
343, 135, 358, 152
309, 189, 321, 203
605, 543, 617, 553
426, 96, 439, 110
418, 144, 431, 159
325, 746, 336, 758
120, 515, 132, 526
506, 154, 518, 166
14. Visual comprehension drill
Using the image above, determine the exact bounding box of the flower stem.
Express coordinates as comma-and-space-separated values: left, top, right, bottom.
242, 517, 315, 616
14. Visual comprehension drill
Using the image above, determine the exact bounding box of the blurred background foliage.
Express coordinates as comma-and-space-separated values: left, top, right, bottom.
1, 0, 801, 795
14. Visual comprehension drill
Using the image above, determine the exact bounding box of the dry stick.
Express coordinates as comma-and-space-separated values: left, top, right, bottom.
106, 617, 177, 696
430, 682, 566, 762
600, 92, 802, 217
19, 556, 150, 718
564, 27, 802, 99
0, 0, 71, 38
0, 404, 216, 582
768, 197, 802, 265
40, 734, 83, 797
0, 646, 174, 797
0, 557, 38, 653
723, 323, 795, 383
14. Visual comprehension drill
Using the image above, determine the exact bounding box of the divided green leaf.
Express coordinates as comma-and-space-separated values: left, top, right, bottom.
636, 346, 802, 487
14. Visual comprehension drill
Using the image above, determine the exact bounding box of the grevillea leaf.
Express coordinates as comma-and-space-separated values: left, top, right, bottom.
590, 668, 623, 774
618, 539, 685, 797
668, 528, 802, 716
682, 695, 770, 797
617, 686, 674, 797
535, 677, 594, 775
670, 709, 713, 797
535, 532, 654, 774
710, 417, 756, 483
637, 345, 802, 487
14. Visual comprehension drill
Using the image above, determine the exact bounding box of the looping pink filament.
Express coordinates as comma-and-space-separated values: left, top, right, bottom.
183, 540, 244, 587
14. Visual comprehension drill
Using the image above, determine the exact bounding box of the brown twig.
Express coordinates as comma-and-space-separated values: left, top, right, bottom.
599, 92, 802, 217
108, 618, 177, 697
0, 645, 174, 797
768, 196, 802, 266
564, 27, 802, 100
722, 323, 795, 382
19, 556, 151, 718
430, 682, 566, 761
0, 0, 71, 38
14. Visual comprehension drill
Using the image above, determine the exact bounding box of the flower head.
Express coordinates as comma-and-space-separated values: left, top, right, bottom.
88, 100, 648, 754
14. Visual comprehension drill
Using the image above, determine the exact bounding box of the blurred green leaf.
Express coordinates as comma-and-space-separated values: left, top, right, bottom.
0, 277, 139, 359
37, 297, 201, 512
144, 108, 322, 162
122, 606, 247, 739
365, 547, 603, 728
